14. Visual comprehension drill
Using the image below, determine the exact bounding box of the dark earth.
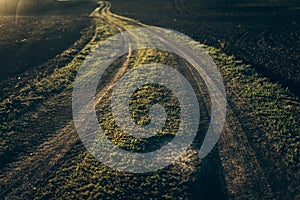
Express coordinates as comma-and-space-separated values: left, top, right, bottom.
0, 1, 97, 81
1, 0, 299, 96
0, 0, 299, 199
110, 0, 300, 97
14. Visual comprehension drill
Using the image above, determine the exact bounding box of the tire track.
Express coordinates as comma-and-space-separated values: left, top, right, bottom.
0, 1, 283, 199
217, 109, 275, 199
172, 0, 190, 17
181, 55, 275, 200
178, 0, 190, 15
0, 3, 137, 197
1, 2, 170, 197
230, 24, 300, 96
172, 0, 182, 17
0, 123, 79, 198
0, 19, 96, 169
108, 7, 276, 199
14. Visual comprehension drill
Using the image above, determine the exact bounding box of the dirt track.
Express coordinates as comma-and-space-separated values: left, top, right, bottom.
110, 0, 300, 97
1, 1, 299, 199
1, 2, 208, 198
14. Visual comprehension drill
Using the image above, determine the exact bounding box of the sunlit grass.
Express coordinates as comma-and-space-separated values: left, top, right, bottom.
1, 2, 299, 198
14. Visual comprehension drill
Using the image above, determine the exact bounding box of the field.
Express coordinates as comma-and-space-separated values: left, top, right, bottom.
110, 0, 300, 97
0, 16, 92, 80
0, 1, 299, 199
0, 1, 97, 81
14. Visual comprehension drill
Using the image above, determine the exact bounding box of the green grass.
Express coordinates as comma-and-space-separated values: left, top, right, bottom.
41, 37, 299, 199
1, 8, 299, 198
0, 18, 118, 161
205, 46, 299, 166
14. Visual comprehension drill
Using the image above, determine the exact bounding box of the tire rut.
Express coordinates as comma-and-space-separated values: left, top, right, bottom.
1, 2, 148, 197
94, 3, 277, 199
1, 1, 286, 199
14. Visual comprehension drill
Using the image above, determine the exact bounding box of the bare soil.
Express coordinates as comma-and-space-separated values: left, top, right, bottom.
0, 2, 97, 81
110, 0, 300, 97
0, 1, 299, 199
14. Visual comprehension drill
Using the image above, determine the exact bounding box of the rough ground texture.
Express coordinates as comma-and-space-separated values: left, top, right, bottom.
0, 1, 299, 199
110, 0, 300, 97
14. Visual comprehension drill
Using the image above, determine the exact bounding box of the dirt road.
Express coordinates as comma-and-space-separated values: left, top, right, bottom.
1, 1, 299, 199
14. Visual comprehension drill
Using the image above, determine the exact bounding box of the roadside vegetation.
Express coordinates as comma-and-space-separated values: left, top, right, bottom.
41, 43, 299, 199
1, 1, 299, 199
